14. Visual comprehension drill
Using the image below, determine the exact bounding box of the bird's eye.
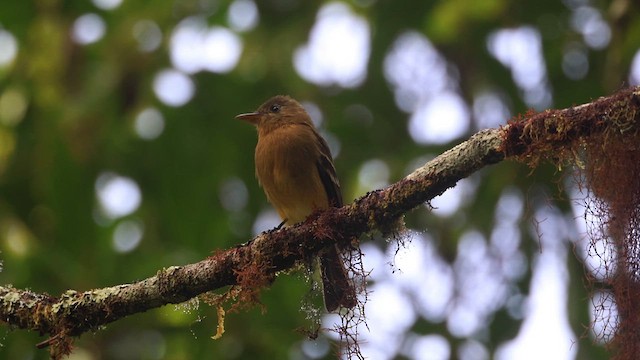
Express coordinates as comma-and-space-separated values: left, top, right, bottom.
269, 104, 281, 113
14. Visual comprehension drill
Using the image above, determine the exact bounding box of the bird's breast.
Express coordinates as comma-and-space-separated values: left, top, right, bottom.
254, 126, 329, 224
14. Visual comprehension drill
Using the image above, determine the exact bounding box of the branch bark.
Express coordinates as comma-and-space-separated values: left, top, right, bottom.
2, 86, 639, 355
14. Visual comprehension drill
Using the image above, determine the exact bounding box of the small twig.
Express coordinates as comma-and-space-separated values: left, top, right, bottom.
36, 334, 60, 349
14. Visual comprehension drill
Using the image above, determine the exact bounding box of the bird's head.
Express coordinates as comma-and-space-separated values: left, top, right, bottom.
236, 95, 313, 134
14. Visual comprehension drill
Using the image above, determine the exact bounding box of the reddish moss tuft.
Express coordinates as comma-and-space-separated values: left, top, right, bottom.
500, 87, 640, 359
584, 129, 640, 359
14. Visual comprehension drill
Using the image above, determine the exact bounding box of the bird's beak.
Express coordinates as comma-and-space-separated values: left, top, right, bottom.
235, 112, 261, 125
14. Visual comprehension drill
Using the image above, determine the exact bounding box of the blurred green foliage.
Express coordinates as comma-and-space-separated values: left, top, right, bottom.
0, 0, 637, 359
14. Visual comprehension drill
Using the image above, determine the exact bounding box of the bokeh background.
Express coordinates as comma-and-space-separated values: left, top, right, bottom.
0, 0, 639, 359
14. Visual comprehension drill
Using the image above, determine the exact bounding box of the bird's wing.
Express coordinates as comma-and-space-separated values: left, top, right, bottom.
313, 129, 343, 207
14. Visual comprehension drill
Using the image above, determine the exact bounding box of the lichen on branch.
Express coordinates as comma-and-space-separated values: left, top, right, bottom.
1, 86, 639, 359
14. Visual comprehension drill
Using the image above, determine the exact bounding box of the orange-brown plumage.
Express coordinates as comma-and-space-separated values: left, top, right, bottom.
236, 95, 355, 312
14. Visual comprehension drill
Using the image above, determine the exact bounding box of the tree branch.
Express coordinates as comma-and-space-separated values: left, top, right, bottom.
2, 86, 639, 354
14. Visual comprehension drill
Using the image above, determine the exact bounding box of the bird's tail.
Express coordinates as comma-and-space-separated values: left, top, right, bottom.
320, 245, 357, 312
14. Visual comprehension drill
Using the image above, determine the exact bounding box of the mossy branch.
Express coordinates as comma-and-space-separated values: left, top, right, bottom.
1, 86, 639, 358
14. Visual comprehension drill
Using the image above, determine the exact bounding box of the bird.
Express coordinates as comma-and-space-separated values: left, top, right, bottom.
236, 95, 357, 312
